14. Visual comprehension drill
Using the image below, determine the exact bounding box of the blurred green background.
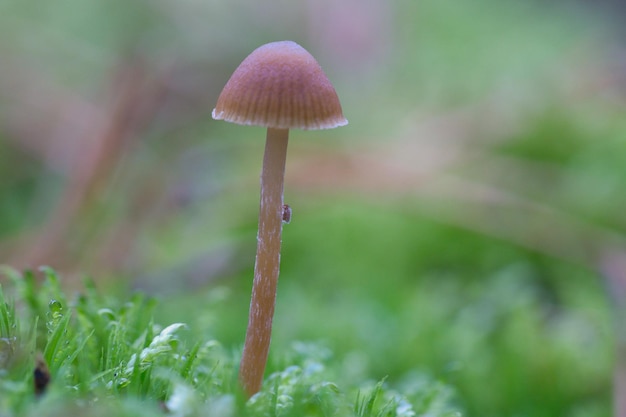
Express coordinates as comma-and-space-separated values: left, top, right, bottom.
1, 0, 625, 415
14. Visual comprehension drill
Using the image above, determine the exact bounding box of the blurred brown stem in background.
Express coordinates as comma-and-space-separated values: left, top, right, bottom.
6, 55, 167, 273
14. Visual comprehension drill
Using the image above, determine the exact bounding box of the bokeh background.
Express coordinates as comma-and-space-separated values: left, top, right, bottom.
1, 0, 625, 415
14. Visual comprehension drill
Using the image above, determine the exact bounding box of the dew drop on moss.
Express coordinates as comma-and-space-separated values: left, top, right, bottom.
48, 300, 63, 313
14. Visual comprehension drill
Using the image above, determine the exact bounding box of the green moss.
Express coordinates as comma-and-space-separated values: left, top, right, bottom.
0, 268, 460, 417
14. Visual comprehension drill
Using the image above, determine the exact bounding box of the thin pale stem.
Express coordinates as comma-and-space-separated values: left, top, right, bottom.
239, 127, 289, 397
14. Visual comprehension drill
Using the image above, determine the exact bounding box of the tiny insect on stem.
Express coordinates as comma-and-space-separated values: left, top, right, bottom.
282, 204, 292, 224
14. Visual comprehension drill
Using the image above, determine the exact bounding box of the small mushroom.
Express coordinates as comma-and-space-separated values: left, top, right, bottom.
212, 40, 347, 396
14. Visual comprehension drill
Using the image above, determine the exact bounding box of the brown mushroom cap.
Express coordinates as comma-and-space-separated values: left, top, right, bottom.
212, 41, 348, 130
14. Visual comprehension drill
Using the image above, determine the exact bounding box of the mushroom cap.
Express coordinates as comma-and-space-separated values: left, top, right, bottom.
212, 41, 348, 130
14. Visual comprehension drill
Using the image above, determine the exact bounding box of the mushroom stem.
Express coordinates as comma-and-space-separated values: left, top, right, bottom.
240, 127, 289, 396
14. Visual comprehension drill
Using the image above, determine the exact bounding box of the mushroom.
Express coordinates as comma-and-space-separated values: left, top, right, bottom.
212, 40, 347, 396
